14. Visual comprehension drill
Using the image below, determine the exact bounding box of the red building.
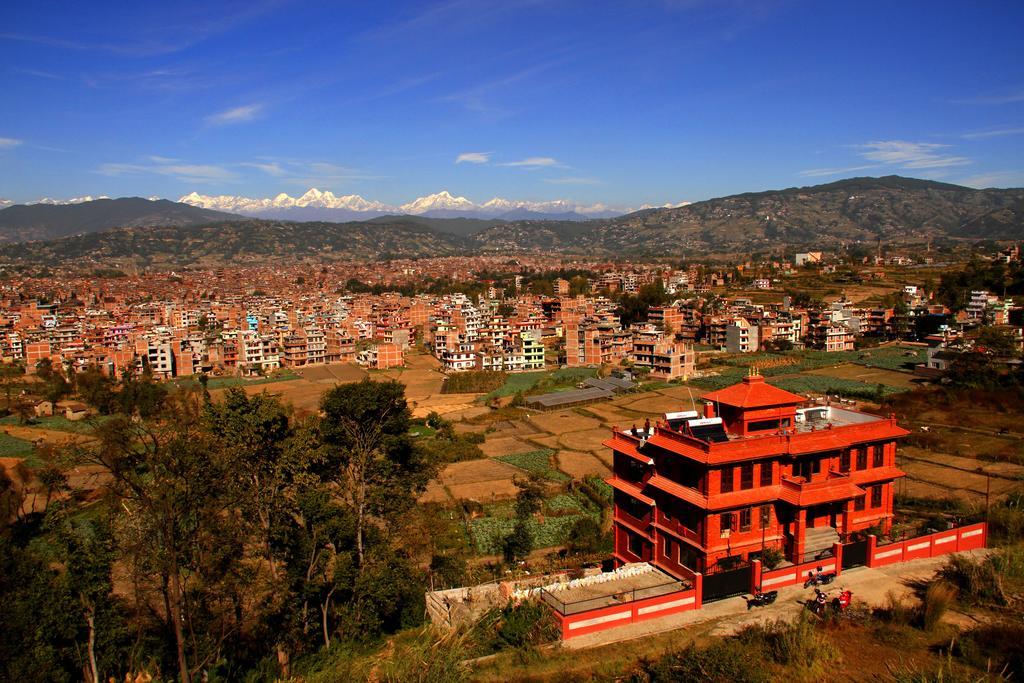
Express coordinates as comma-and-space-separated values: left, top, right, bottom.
606, 373, 907, 576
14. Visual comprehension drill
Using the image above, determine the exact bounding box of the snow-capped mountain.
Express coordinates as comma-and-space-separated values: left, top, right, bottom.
399, 190, 475, 215
26, 195, 111, 205
0, 199, 12, 210
177, 188, 661, 220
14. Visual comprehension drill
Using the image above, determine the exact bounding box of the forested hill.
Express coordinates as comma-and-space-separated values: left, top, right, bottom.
468, 176, 1024, 255
0, 197, 240, 243
2, 177, 1023, 266
0, 219, 469, 267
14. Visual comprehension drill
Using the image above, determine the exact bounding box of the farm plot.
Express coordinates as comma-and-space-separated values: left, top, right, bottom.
557, 428, 612, 455
438, 459, 523, 501
296, 362, 367, 384
479, 435, 533, 457
557, 450, 610, 479
526, 410, 602, 434
803, 364, 920, 390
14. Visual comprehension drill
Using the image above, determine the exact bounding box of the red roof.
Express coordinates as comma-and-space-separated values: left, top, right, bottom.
701, 374, 804, 409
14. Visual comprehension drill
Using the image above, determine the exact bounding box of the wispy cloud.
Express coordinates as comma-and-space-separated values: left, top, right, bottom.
951, 87, 1024, 105
0, 1, 287, 58
856, 140, 971, 169
240, 161, 288, 176
797, 164, 881, 178
455, 152, 491, 164
206, 103, 264, 125
544, 176, 602, 185
97, 159, 236, 183
9, 66, 62, 80
499, 156, 566, 169
0, 137, 23, 149
962, 126, 1024, 141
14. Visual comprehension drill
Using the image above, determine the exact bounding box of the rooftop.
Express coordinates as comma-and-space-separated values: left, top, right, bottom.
701, 373, 805, 409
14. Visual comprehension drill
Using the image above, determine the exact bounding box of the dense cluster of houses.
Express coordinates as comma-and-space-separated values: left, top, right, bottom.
0, 253, 1017, 381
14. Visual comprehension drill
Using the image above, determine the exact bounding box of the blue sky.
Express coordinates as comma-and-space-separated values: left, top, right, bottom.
1, 0, 1023, 207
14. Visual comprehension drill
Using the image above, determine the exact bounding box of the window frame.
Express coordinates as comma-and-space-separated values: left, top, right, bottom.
871, 484, 883, 507
760, 461, 773, 486
721, 466, 735, 493
740, 462, 754, 490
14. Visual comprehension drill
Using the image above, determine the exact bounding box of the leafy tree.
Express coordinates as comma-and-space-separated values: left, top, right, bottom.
503, 519, 533, 564
975, 326, 1019, 358
566, 516, 603, 554
512, 474, 545, 520
76, 365, 118, 414
117, 368, 167, 418
75, 392, 237, 683
319, 380, 435, 567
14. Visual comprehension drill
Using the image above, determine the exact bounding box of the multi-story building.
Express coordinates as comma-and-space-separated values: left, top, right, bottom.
605, 373, 907, 575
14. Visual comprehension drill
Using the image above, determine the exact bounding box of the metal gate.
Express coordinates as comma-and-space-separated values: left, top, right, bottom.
702, 563, 752, 603
842, 539, 868, 569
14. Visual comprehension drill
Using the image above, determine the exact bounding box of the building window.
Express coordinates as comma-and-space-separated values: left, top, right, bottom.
840, 450, 850, 473
662, 536, 675, 559
721, 467, 734, 493
720, 512, 734, 533
760, 462, 772, 486
748, 418, 781, 432
739, 507, 752, 532
760, 505, 772, 528
628, 532, 645, 558
856, 449, 867, 470
679, 544, 698, 571
855, 495, 866, 511
740, 463, 754, 490
873, 445, 884, 468
871, 485, 883, 508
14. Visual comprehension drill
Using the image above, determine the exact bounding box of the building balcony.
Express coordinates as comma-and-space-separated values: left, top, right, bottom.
778, 471, 864, 507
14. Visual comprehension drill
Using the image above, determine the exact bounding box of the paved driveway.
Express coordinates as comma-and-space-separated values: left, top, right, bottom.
562, 549, 988, 650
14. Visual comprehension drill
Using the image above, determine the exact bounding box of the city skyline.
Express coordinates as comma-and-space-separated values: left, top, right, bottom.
2, 1, 1024, 205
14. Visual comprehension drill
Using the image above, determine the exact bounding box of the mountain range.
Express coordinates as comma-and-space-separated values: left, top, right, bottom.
0, 197, 238, 243
1, 176, 1022, 266
176, 188, 629, 221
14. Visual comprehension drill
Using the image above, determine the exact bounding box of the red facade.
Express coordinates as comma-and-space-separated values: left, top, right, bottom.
607, 374, 908, 576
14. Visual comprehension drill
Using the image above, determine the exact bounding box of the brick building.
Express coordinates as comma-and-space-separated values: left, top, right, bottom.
606, 373, 907, 576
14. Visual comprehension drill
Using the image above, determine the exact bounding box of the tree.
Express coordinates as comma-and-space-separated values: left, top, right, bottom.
975, 326, 1019, 359
75, 392, 236, 683
512, 474, 545, 520
203, 388, 297, 579
503, 520, 533, 563
566, 517, 603, 554
76, 365, 118, 414
0, 362, 24, 413
319, 380, 435, 568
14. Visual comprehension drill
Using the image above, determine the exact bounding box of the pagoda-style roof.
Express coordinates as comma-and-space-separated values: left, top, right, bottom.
701, 374, 804, 409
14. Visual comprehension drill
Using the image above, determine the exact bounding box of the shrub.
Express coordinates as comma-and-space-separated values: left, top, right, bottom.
494, 601, 559, 650
566, 517, 603, 554
954, 622, 1024, 680
760, 546, 784, 570
429, 554, 467, 589
938, 554, 1008, 606
919, 581, 957, 632
737, 616, 838, 676
633, 640, 771, 683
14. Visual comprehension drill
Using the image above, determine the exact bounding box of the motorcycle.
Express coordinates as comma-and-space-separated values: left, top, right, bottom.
803, 567, 836, 588
806, 588, 828, 616
746, 589, 779, 610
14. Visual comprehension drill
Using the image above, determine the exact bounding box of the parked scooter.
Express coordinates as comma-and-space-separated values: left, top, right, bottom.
803, 566, 836, 588
746, 588, 779, 610
831, 588, 853, 613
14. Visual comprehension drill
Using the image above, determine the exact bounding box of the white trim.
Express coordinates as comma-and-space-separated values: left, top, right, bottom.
907, 542, 930, 552
567, 610, 632, 630
874, 548, 903, 560
961, 528, 983, 539
762, 573, 796, 587
637, 596, 695, 615
933, 536, 956, 545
